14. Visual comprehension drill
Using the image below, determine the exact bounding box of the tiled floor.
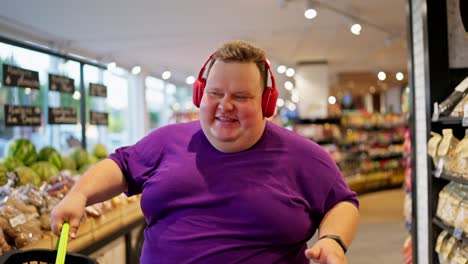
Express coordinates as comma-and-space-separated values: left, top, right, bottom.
309, 188, 408, 263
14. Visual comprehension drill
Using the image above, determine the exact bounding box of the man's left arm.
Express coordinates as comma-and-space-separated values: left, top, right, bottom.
305, 201, 360, 264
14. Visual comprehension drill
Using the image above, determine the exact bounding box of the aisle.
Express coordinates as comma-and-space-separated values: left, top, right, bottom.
308, 188, 407, 263
347, 188, 406, 263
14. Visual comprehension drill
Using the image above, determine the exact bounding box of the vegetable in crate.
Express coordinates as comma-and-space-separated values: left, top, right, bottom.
3, 157, 24, 171
4, 139, 37, 166
69, 147, 89, 169
30, 161, 59, 182
0, 164, 7, 185
61, 156, 77, 171
92, 143, 108, 159
14, 166, 41, 186
37, 146, 63, 170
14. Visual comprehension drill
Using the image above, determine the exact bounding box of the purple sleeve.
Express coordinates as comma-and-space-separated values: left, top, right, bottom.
108, 130, 164, 196
323, 171, 359, 214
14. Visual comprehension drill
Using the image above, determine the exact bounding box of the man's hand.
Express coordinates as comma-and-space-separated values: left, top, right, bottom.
50, 191, 87, 239
305, 238, 348, 264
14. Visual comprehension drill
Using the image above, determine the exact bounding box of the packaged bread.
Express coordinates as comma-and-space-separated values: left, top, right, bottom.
437, 129, 460, 176
453, 187, 468, 234
453, 129, 468, 179
428, 132, 443, 167
441, 236, 457, 263
450, 94, 468, 117
436, 182, 455, 222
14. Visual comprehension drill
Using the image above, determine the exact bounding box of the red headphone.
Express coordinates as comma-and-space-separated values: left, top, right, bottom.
192, 53, 279, 118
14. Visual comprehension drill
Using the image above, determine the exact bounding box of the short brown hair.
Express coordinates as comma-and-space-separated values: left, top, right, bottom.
206, 40, 268, 90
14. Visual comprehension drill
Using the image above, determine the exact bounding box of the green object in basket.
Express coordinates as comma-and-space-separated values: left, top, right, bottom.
55, 222, 70, 264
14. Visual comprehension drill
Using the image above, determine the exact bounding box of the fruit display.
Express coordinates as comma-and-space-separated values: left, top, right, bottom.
0, 140, 140, 254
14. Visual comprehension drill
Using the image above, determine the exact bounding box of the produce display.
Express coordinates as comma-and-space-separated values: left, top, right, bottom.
0, 139, 137, 254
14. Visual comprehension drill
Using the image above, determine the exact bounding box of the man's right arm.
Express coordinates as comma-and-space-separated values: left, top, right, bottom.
50, 158, 128, 238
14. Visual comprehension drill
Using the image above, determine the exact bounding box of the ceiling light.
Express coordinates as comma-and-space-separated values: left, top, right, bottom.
162, 71, 171, 80
286, 101, 297, 111
350, 23, 362, 35
377, 71, 386, 81
131, 66, 141, 75
276, 98, 285, 107
172, 103, 180, 111
72, 91, 81, 100
284, 81, 294, 90
291, 94, 300, 103
328, 96, 336, 105
396, 72, 404, 81
107, 62, 116, 70
304, 0, 317, 20
304, 9, 317, 19
286, 68, 295, 77
277, 65, 287, 74
185, 76, 196, 85
24, 88, 31, 95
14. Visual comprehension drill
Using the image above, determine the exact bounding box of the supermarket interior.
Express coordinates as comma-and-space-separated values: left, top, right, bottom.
0, 0, 467, 263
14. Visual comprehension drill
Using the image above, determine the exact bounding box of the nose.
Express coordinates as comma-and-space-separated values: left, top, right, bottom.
218, 95, 234, 111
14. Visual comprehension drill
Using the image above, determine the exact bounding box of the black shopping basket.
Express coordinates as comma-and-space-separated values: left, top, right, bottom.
0, 223, 97, 264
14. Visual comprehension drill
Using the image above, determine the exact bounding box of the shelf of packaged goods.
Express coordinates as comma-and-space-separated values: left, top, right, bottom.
432, 217, 468, 244
339, 138, 405, 148
434, 174, 468, 185
343, 153, 404, 162
294, 117, 341, 125
341, 124, 407, 131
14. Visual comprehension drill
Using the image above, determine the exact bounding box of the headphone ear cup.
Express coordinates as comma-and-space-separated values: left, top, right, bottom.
262, 85, 279, 118
192, 78, 206, 107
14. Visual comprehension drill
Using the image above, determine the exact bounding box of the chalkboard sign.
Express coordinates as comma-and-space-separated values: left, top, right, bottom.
90, 111, 109, 126
2, 64, 40, 89
5, 104, 42, 126
48, 107, 78, 124
49, 74, 75, 94
89, 83, 107, 97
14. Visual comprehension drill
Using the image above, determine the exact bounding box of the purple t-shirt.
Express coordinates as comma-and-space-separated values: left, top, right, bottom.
109, 121, 358, 264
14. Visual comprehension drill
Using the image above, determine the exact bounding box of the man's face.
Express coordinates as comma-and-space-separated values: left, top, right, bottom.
199, 60, 266, 153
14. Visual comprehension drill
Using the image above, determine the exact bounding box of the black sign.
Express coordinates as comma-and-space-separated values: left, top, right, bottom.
5, 105, 42, 126
2, 64, 40, 89
48, 107, 78, 124
89, 83, 107, 97
49, 74, 75, 94
90, 111, 109, 126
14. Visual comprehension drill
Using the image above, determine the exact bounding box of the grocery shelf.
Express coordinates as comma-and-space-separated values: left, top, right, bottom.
341, 124, 407, 131
435, 174, 468, 185
432, 217, 468, 244
432, 116, 463, 125
293, 117, 341, 124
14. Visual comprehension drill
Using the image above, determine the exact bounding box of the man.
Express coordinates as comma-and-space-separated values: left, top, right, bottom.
52, 40, 359, 264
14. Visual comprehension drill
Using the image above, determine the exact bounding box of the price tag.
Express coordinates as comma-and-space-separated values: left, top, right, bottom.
462, 104, 468, 127
435, 159, 444, 177
453, 227, 463, 240
9, 214, 26, 228
453, 207, 465, 240
432, 102, 440, 122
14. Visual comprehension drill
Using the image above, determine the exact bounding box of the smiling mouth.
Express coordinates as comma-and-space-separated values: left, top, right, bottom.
216, 116, 238, 122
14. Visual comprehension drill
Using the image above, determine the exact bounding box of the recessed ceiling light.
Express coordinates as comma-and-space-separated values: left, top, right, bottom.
350, 24, 362, 35
162, 71, 171, 80
378, 71, 386, 81
396, 72, 404, 81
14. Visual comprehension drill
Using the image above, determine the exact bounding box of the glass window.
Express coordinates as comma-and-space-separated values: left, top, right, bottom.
0, 42, 52, 156
83, 65, 130, 153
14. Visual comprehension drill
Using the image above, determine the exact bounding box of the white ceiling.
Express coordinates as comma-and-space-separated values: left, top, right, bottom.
0, 0, 408, 87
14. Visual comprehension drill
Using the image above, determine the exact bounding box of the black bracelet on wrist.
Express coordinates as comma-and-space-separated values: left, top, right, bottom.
319, 234, 348, 253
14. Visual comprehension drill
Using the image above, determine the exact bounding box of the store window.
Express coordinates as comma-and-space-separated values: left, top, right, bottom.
0, 42, 56, 156
83, 65, 130, 153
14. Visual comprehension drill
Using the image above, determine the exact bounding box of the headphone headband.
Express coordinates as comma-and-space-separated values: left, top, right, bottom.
193, 52, 278, 117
